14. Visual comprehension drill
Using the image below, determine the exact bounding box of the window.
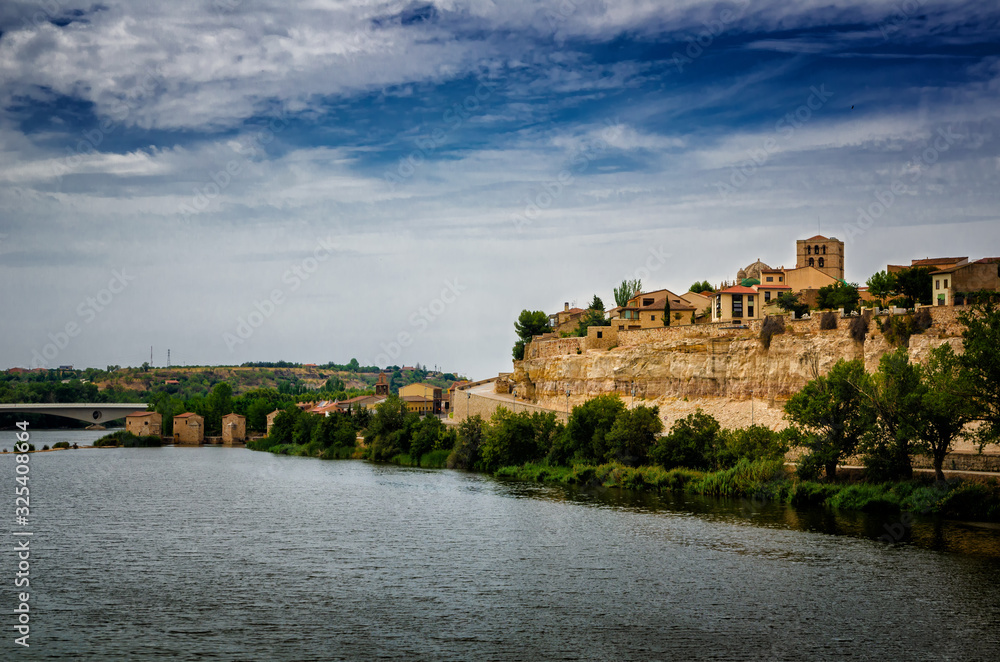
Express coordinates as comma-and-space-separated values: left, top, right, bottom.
814, 245, 820, 254
731, 294, 743, 318
806, 245, 812, 255
715, 294, 721, 319
808, 257, 814, 267
944, 278, 949, 288
766, 276, 773, 282
818, 257, 824, 268
651, 315, 656, 321
618, 325, 624, 331
935, 279, 940, 290
643, 298, 654, 306
822, 245, 827, 254
779, 275, 783, 282
764, 291, 771, 302
748, 296, 754, 318
597, 331, 603, 339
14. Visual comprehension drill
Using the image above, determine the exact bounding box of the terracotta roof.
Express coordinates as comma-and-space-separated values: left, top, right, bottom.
804, 235, 828, 241
174, 412, 200, 419
911, 257, 967, 267
755, 284, 792, 290
127, 411, 158, 417
975, 257, 1000, 264
718, 286, 759, 294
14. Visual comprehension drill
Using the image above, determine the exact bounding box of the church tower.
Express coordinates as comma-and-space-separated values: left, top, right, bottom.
796, 235, 844, 281
375, 371, 389, 396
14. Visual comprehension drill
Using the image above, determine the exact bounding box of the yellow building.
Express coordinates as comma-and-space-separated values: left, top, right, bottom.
782, 265, 839, 292
547, 303, 586, 334
398, 383, 443, 415
125, 411, 162, 437
932, 258, 1000, 306
172, 412, 204, 445
615, 289, 696, 330
712, 286, 761, 323
222, 413, 246, 445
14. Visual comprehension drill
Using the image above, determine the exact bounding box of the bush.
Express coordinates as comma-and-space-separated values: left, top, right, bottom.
650, 410, 721, 470
759, 315, 785, 350
447, 415, 486, 470
819, 312, 838, 330
714, 425, 791, 469
825, 483, 900, 513
94, 430, 161, 447
53, 441, 71, 449
42, 444, 50, 451
688, 458, 786, 498
934, 482, 1000, 521
848, 314, 870, 342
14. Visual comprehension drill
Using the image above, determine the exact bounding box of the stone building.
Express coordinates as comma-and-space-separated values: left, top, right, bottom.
266, 409, 283, 437
796, 235, 845, 281
616, 289, 696, 329
547, 303, 586, 334
125, 411, 162, 437
712, 285, 762, 323
172, 412, 204, 445
932, 258, 1000, 306
222, 413, 246, 445
374, 371, 390, 396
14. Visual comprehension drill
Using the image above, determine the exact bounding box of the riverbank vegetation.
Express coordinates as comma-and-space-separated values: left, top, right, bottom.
93, 430, 161, 447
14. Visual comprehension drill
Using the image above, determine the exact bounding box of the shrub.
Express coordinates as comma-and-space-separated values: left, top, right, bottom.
714, 425, 791, 469
934, 482, 1000, 521
819, 312, 838, 330
95, 430, 160, 447
759, 316, 785, 350
650, 410, 721, 470
447, 415, 486, 470
688, 458, 786, 498
848, 314, 869, 342
42, 444, 50, 450
53, 441, 71, 449
825, 483, 900, 513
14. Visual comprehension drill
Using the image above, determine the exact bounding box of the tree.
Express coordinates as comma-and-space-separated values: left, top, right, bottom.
552, 394, 626, 464
689, 280, 714, 293
856, 349, 926, 481
447, 415, 487, 470
605, 405, 663, 466
817, 282, 861, 315
958, 300, 1000, 446
572, 306, 610, 337
662, 297, 671, 327
650, 410, 721, 470
866, 270, 898, 309
894, 267, 933, 308
589, 295, 605, 312
409, 415, 444, 462
324, 376, 345, 393
479, 409, 545, 472
205, 382, 233, 435
776, 291, 809, 318
783, 359, 870, 480
512, 310, 550, 360
613, 279, 642, 308
916, 344, 977, 480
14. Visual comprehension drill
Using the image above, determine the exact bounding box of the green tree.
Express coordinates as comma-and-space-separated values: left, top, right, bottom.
447, 415, 487, 470
866, 270, 898, 309
783, 359, 870, 480
512, 310, 550, 360
408, 415, 444, 462
916, 344, 977, 480
856, 349, 926, 481
776, 291, 810, 318
480, 409, 544, 472
572, 307, 610, 337
958, 300, 1000, 446
613, 279, 642, 308
662, 297, 671, 327
894, 267, 933, 308
649, 410, 722, 470
817, 282, 861, 315
205, 382, 233, 435
268, 405, 301, 445
688, 280, 714, 293
605, 405, 663, 466
551, 394, 626, 464
589, 295, 605, 311
311, 412, 357, 449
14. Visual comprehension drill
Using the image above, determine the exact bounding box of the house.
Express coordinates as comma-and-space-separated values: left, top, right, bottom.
796, 235, 845, 280
614, 289, 696, 330
446, 380, 470, 415
222, 413, 246, 445
712, 286, 761, 323
172, 412, 204, 445
374, 371, 390, 396
125, 411, 162, 437
679, 291, 713, 322
266, 409, 283, 436
755, 282, 793, 312
781, 265, 839, 293
399, 383, 443, 415
334, 395, 385, 413
164, 379, 180, 385
548, 302, 587, 334
887, 257, 968, 274
931, 258, 1000, 306
401, 395, 435, 415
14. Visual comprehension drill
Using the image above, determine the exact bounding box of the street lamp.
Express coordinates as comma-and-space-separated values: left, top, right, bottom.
565, 389, 570, 419
512, 387, 517, 413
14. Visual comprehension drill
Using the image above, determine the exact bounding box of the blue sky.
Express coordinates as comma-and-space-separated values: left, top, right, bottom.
1, 0, 999, 378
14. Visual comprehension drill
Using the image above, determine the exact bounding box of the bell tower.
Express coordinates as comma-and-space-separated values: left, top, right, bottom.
796, 235, 844, 280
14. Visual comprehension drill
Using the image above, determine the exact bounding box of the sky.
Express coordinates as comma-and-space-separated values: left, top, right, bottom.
1, 0, 999, 379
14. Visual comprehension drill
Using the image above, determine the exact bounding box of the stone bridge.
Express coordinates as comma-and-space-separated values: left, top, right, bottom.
0, 403, 147, 424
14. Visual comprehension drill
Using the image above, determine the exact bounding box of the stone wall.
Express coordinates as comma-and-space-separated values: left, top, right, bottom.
451, 382, 568, 424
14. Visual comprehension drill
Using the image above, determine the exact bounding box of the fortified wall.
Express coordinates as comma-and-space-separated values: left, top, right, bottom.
514, 306, 969, 408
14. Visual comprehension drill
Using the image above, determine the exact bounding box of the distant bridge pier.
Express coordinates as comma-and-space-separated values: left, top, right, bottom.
0, 403, 147, 424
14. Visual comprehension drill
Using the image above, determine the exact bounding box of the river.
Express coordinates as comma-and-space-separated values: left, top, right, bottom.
1, 430, 998, 660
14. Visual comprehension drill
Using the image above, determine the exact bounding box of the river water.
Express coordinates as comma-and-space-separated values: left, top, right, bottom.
1, 431, 998, 660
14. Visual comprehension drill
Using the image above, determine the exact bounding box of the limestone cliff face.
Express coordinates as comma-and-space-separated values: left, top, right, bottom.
514, 322, 957, 406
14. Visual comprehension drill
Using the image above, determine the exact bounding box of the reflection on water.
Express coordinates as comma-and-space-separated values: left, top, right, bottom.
0, 430, 998, 661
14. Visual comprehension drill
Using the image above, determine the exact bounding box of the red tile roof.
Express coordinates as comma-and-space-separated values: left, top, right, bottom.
804, 235, 828, 241
174, 412, 200, 419
975, 257, 1000, 264
911, 257, 967, 267
719, 286, 759, 294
